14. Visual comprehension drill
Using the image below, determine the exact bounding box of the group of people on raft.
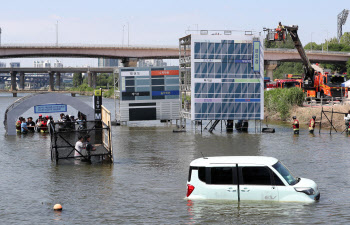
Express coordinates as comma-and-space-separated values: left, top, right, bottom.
16, 112, 87, 134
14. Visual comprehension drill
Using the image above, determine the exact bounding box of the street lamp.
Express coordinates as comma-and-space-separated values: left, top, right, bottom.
122, 25, 125, 46
311, 32, 314, 52
127, 22, 130, 47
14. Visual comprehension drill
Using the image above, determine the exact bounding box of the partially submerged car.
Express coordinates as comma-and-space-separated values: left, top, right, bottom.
186, 156, 320, 202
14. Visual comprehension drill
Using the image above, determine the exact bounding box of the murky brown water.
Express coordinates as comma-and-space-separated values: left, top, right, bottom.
1, 94, 350, 224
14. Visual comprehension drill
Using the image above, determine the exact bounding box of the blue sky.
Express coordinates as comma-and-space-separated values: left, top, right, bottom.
1, 0, 349, 66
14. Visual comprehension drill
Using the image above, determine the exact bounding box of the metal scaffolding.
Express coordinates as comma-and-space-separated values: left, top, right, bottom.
178, 35, 192, 128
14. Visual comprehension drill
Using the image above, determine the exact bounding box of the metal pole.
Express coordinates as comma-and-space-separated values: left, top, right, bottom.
127, 22, 129, 47
311, 32, 313, 52
330, 108, 334, 135
0, 27, 2, 47
114, 72, 116, 122
122, 25, 125, 46
319, 107, 323, 134
56, 21, 58, 46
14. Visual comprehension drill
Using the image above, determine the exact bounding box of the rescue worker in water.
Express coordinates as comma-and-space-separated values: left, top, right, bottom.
309, 116, 316, 134
292, 116, 299, 134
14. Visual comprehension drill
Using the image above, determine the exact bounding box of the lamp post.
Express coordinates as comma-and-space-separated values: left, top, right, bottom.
311, 32, 314, 52
56, 21, 58, 46
127, 22, 129, 47
326, 31, 329, 52
122, 25, 125, 46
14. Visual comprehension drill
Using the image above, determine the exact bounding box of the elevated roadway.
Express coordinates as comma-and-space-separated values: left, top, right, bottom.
0, 45, 349, 63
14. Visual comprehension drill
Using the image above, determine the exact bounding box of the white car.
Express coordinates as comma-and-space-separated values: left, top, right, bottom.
186, 156, 320, 202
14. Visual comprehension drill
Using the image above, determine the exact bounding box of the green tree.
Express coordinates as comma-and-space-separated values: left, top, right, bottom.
73, 72, 83, 87
340, 32, 350, 45
273, 62, 303, 80
304, 42, 322, 51
346, 58, 350, 78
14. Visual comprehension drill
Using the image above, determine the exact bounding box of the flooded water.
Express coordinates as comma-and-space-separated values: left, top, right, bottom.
1, 94, 350, 224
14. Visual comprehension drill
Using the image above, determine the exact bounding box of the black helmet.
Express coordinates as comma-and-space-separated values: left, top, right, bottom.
292, 116, 296, 119
312, 116, 316, 119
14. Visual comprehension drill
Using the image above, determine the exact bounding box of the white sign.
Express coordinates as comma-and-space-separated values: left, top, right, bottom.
194, 78, 222, 83
121, 77, 126, 92
121, 71, 149, 77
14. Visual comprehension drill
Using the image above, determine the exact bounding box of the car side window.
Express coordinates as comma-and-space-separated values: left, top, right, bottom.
273, 173, 285, 186
210, 167, 235, 185
241, 166, 272, 185
198, 167, 206, 182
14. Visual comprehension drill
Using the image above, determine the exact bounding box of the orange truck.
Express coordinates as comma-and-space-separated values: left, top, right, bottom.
265, 23, 348, 100
313, 72, 347, 98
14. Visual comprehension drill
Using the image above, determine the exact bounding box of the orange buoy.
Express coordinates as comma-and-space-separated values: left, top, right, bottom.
53, 204, 62, 211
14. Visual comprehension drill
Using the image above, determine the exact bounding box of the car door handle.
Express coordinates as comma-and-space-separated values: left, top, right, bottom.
227, 187, 236, 192
241, 188, 250, 192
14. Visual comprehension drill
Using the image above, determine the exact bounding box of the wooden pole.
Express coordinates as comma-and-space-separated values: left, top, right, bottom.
330, 108, 334, 135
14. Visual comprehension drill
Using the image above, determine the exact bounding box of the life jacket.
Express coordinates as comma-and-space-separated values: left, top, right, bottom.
16, 121, 21, 131
293, 120, 299, 130
309, 119, 315, 130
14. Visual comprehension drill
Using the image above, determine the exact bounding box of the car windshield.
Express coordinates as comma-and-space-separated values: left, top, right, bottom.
283, 82, 300, 88
328, 76, 345, 85
272, 161, 297, 185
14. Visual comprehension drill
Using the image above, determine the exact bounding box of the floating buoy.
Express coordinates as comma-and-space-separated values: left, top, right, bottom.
53, 204, 62, 211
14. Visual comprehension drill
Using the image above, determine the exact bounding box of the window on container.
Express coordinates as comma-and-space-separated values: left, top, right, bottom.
210, 167, 234, 185
241, 166, 272, 185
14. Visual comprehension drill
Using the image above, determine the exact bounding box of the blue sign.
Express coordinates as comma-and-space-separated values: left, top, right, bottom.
234, 60, 251, 63
235, 99, 260, 102
34, 104, 67, 114
152, 90, 179, 96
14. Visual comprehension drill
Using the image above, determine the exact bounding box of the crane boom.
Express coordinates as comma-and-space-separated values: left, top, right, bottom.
283, 25, 314, 88
264, 24, 315, 88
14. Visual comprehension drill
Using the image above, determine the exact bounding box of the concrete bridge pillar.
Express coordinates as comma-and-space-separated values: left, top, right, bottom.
92, 72, 97, 88
9, 71, 17, 91
87, 71, 92, 87
56, 72, 61, 90
122, 57, 138, 67
19, 72, 25, 90
48, 71, 55, 91
264, 61, 278, 80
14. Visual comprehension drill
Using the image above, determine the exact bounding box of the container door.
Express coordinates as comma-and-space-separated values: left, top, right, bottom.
206, 166, 239, 201
238, 165, 279, 201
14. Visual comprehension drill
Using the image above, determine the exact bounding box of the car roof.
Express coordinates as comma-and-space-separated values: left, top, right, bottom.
190, 156, 278, 166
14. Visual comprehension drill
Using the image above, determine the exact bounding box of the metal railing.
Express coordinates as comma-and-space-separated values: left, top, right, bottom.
266, 48, 350, 55
0, 43, 178, 49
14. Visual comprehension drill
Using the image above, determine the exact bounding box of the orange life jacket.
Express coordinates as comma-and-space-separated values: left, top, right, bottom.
309, 119, 315, 130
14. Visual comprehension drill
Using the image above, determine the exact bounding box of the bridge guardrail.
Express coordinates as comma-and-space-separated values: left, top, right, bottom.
265, 48, 350, 55
0, 43, 179, 49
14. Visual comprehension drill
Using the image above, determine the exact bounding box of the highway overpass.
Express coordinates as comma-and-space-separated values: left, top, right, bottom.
0, 45, 349, 64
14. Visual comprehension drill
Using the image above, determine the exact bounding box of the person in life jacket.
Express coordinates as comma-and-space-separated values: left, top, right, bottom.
15, 117, 23, 133
292, 116, 299, 134
309, 116, 316, 134
276, 22, 285, 41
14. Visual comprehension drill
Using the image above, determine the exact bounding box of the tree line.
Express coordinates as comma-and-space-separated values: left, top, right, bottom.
72, 73, 114, 88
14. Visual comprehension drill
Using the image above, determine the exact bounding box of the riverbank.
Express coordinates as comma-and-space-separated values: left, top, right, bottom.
265, 104, 350, 130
